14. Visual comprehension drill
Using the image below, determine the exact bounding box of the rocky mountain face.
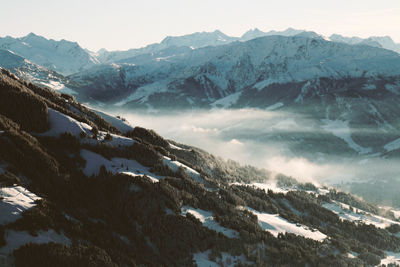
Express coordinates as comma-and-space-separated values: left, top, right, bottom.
67, 35, 400, 108
3, 68, 400, 266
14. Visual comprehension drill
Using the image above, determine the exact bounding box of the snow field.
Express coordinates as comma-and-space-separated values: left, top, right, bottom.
92, 109, 134, 133
0, 186, 41, 225
245, 207, 327, 241
43, 108, 135, 147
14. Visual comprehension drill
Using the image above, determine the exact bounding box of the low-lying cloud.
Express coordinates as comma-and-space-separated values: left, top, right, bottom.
110, 108, 400, 186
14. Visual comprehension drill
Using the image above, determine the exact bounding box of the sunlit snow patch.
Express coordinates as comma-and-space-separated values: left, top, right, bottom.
92, 109, 134, 133
0, 186, 41, 225
168, 142, 186, 150
43, 108, 134, 147
80, 149, 161, 182
43, 108, 92, 137
181, 206, 239, 238
162, 156, 203, 183
246, 207, 327, 241
381, 251, 400, 266
83, 131, 135, 147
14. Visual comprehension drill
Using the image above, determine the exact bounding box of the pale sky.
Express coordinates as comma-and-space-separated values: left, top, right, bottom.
1, 0, 399, 52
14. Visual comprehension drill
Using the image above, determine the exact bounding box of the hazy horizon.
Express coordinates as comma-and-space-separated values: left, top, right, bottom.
1, 0, 399, 51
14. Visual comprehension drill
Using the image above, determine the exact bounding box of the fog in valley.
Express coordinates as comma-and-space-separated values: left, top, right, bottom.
104, 108, 397, 186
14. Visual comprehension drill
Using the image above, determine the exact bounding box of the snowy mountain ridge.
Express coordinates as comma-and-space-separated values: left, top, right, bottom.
1, 28, 399, 77
0, 33, 99, 75
68, 35, 400, 107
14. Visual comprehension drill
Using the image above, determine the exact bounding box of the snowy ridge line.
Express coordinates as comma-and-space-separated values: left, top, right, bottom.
42, 108, 135, 147
91, 109, 135, 134
162, 156, 203, 183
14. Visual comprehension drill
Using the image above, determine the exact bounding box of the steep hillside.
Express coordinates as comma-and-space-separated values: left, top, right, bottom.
2, 69, 400, 266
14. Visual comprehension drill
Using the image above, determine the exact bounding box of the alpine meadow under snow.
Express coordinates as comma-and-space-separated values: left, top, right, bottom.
2, 24, 400, 266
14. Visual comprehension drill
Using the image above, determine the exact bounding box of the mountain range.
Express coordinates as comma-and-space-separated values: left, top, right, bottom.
1, 28, 399, 76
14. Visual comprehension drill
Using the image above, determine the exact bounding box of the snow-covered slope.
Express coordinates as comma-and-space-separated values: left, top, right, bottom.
42, 108, 134, 147
42, 108, 92, 138
80, 149, 160, 182
0, 33, 99, 75
0, 186, 40, 225
181, 206, 240, 238
246, 207, 327, 241
322, 201, 400, 229
0, 50, 75, 94
91, 109, 134, 133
